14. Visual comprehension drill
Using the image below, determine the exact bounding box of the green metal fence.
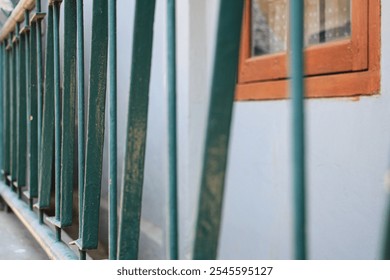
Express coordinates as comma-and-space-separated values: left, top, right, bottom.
1, 0, 377, 260
0, 0, 166, 260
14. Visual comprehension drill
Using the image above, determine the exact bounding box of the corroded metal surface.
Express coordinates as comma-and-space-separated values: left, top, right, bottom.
37, 5, 53, 209
117, 0, 156, 260
60, 0, 77, 228
76, 0, 109, 250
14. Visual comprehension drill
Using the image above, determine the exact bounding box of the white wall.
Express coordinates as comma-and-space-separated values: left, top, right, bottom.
220, 1, 390, 259
175, 0, 390, 259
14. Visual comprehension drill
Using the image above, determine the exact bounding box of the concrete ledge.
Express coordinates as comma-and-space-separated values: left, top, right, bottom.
0, 181, 78, 260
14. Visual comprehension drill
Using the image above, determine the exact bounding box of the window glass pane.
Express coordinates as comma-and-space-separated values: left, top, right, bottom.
251, 0, 351, 57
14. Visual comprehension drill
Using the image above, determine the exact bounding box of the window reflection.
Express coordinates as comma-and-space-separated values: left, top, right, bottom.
251, 0, 351, 56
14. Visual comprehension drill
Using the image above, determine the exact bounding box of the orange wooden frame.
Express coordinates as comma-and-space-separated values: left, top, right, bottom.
236, 0, 380, 101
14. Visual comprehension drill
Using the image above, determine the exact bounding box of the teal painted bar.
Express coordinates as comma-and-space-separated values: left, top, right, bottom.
290, 0, 307, 260
38, 5, 54, 209
117, 0, 156, 260
24, 14, 30, 191
0, 42, 3, 179
7, 34, 12, 183
10, 32, 16, 182
12, 31, 17, 185
36, 0, 43, 150
28, 22, 38, 199
76, 0, 85, 244
76, 0, 108, 250
46, 0, 63, 241
17, 25, 27, 188
4, 40, 10, 176
1, 42, 5, 178
193, 0, 244, 260
108, 0, 118, 260
13, 28, 19, 186
14, 26, 20, 188
60, 0, 77, 227
76, 0, 86, 259
53, 1, 61, 225
167, 0, 178, 260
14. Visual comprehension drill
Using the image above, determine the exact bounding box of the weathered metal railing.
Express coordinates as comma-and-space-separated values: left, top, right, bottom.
0, 0, 310, 260
0, 0, 161, 260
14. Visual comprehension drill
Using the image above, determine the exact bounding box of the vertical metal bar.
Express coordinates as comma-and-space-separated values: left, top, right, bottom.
167, 0, 178, 260
10, 31, 17, 190
14, 26, 21, 192
13, 28, 19, 190
76, 0, 86, 259
1, 41, 6, 179
76, 0, 85, 228
10, 32, 16, 183
28, 20, 38, 204
108, 0, 118, 260
193, 0, 244, 260
0, 42, 3, 180
7, 36, 12, 182
32, 1, 46, 223
24, 13, 29, 181
117, 0, 156, 260
17, 23, 27, 191
38, 6, 54, 211
60, 0, 77, 227
8, 34, 12, 183
36, 0, 43, 157
37, 1, 42, 12
4, 40, 10, 178
4, 40, 11, 176
53, 0, 62, 241
74, 0, 108, 251
290, 0, 307, 260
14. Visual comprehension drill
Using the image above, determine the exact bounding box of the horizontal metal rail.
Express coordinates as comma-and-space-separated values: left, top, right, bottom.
0, 0, 35, 41
0, 181, 78, 260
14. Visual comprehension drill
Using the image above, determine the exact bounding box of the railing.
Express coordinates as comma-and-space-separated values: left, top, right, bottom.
0, 0, 180, 260
1, 0, 302, 260
2, 0, 386, 261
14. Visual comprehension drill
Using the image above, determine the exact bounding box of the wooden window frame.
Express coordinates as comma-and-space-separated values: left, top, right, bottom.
236, 0, 381, 101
